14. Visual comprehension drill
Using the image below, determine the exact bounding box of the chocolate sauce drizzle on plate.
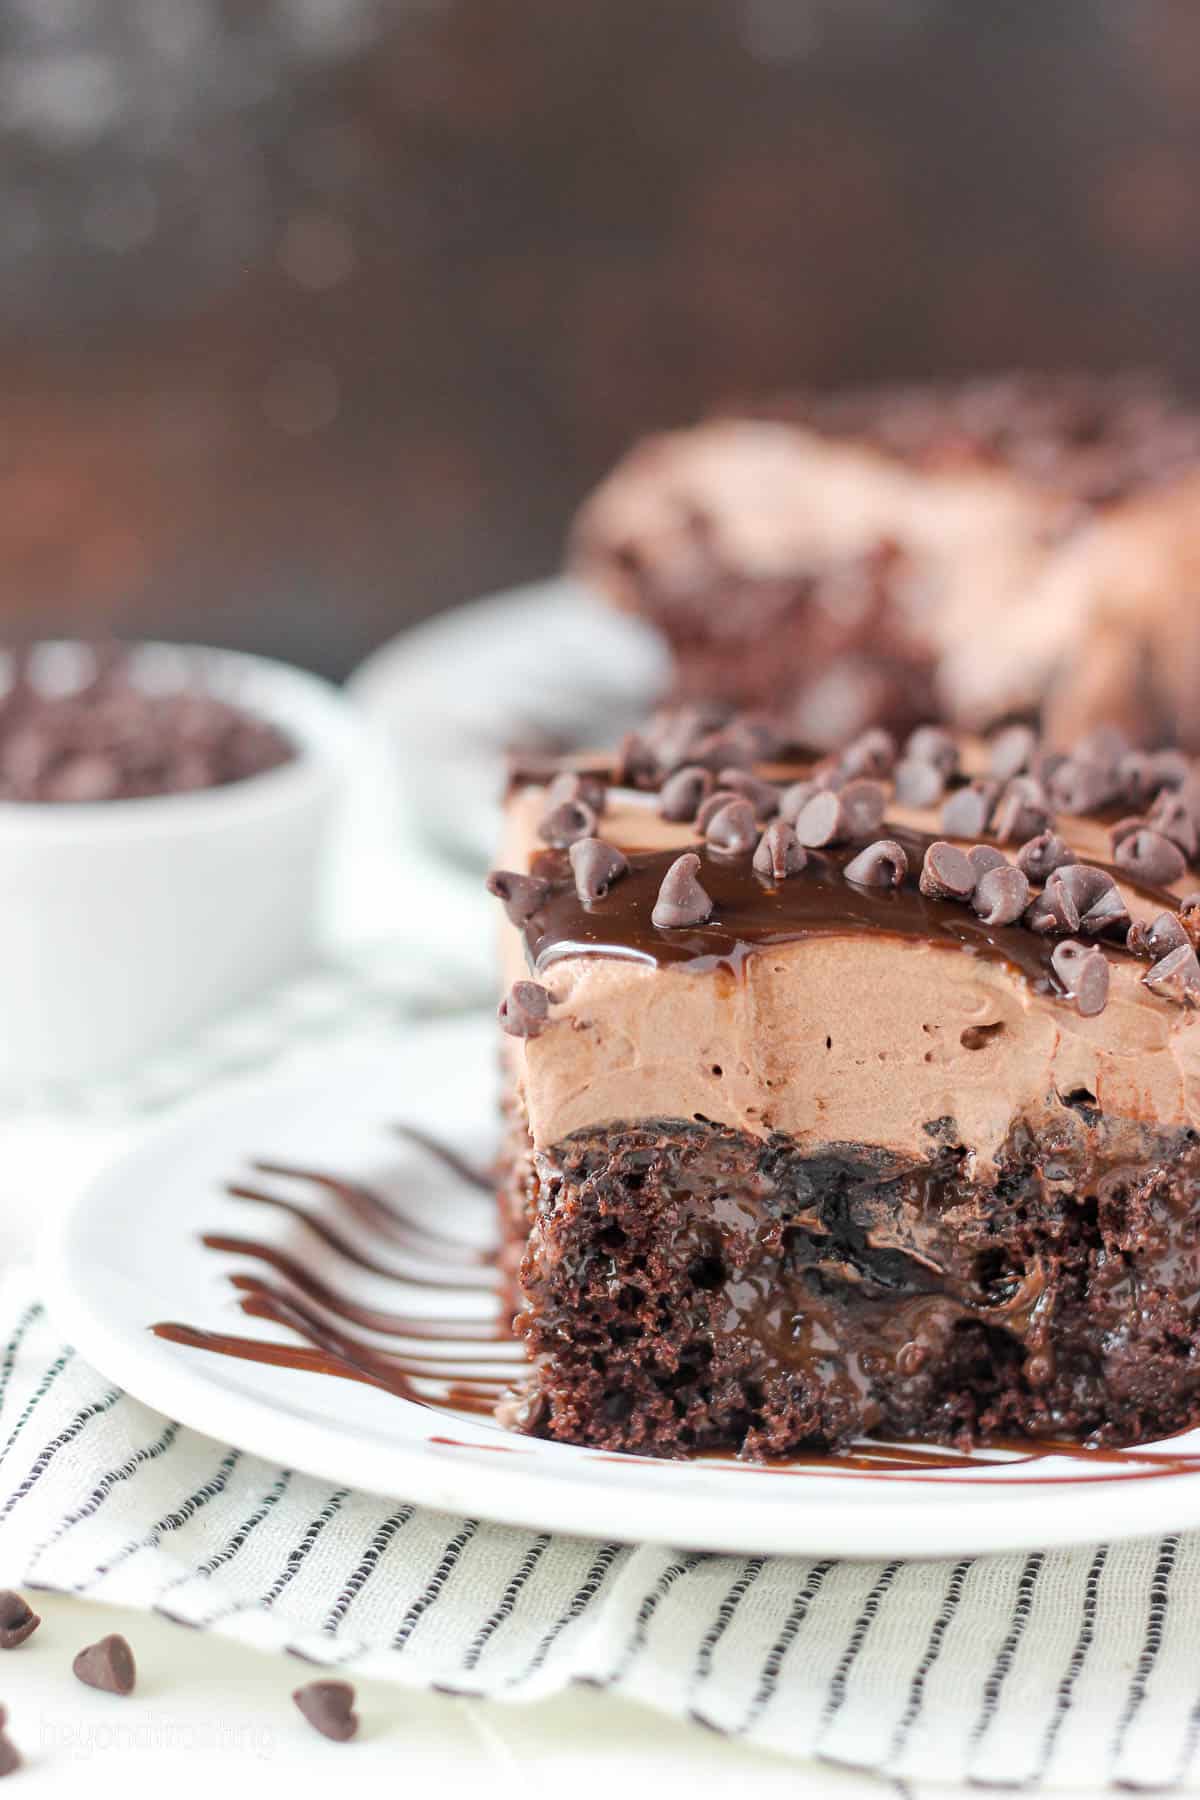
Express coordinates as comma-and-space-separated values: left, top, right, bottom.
150, 1127, 1200, 1487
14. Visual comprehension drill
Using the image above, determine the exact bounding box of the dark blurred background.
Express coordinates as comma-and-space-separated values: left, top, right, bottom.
1, 0, 1198, 676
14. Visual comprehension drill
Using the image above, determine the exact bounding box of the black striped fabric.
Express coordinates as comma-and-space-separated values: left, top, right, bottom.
4, 1284, 1200, 1790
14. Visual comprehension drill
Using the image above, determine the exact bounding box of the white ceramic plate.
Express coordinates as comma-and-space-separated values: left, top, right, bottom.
41, 1014, 1200, 1557
346, 577, 669, 868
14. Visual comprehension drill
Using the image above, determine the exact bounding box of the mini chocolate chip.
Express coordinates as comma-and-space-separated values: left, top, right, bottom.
1149, 790, 1199, 859
809, 763, 847, 792
988, 724, 1038, 782
717, 767, 779, 818
704, 797, 758, 854
658, 764, 713, 822
1046, 758, 1120, 815
1178, 894, 1200, 946
919, 841, 976, 901
1114, 828, 1186, 887
1056, 863, 1130, 936
1109, 815, 1144, 850
839, 779, 887, 838
840, 727, 896, 778
991, 775, 1052, 844
0, 1594, 38, 1651
569, 837, 629, 904
972, 864, 1031, 926
695, 788, 741, 833
1075, 724, 1129, 772
498, 982, 551, 1039
1025, 870, 1081, 934
485, 869, 551, 927
941, 780, 999, 839
778, 779, 818, 825
793, 789, 851, 848
893, 758, 945, 808
1016, 832, 1077, 883
73, 1633, 136, 1696
844, 838, 908, 887
1118, 751, 1169, 810
753, 821, 807, 881
544, 769, 607, 816
1143, 943, 1200, 1007
652, 852, 713, 928
613, 731, 658, 789
293, 1680, 359, 1743
1128, 910, 1189, 961
904, 725, 959, 776
537, 797, 598, 847
968, 844, 1008, 877
1050, 939, 1110, 1016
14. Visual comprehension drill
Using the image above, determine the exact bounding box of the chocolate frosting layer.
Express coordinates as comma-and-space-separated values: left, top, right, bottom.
495, 733, 1200, 1170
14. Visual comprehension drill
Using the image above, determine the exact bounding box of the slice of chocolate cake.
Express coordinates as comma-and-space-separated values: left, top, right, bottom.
570, 371, 1200, 750
487, 710, 1200, 1457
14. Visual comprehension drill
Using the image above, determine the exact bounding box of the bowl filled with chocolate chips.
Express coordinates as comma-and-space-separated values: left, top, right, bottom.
0, 641, 353, 1081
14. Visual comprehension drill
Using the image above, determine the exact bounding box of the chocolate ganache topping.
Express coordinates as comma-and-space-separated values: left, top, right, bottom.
497, 714, 1193, 1014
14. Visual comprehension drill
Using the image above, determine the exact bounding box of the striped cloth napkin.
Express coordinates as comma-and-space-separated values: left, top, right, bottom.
0, 1275, 1198, 1794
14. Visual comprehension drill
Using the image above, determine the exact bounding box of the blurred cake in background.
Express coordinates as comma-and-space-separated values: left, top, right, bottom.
570, 372, 1200, 751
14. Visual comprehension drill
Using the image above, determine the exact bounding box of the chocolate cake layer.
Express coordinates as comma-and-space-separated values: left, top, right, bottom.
489, 715, 1200, 1456
569, 372, 1200, 750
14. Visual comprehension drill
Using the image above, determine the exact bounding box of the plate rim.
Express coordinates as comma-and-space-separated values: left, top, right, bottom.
38, 1015, 1200, 1559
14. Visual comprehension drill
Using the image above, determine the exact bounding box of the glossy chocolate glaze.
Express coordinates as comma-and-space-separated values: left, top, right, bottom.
524, 825, 1156, 990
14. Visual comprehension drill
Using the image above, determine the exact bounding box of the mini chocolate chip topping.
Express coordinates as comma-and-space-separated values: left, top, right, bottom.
893, 758, 945, 808
485, 869, 551, 927
537, 797, 598, 847
1051, 940, 1110, 1016
1017, 832, 1077, 883
652, 852, 713, 928
73, 1633, 136, 1696
695, 788, 741, 833
1109, 814, 1144, 849
967, 844, 1008, 877
545, 768, 607, 817
498, 981, 552, 1038
753, 820, 807, 881
1028, 863, 1129, 937
1148, 790, 1199, 858
1047, 757, 1121, 815
569, 837, 629, 904
613, 730, 658, 789
717, 767, 780, 818
658, 764, 713, 822
1113, 827, 1187, 887
793, 789, 851, 848
778, 779, 818, 825
839, 779, 887, 838
991, 775, 1052, 845
839, 727, 896, 779
293, 1679, 359, 1743
1144, 943, 1200, 1006
904, 724, 959, 776
942, 780, 999, 839
919, 841, 976, 901
988, 723, 1038, 782
844, 838, 908, 887
0, 1598, 37, 1648
1128, 911, 1189, 961
972, 864, 1031, 927
704, 797, 758, 854
0, 1594, 38, 1651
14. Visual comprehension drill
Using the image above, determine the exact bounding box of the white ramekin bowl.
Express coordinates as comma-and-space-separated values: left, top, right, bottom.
0, 641, 354, 1083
